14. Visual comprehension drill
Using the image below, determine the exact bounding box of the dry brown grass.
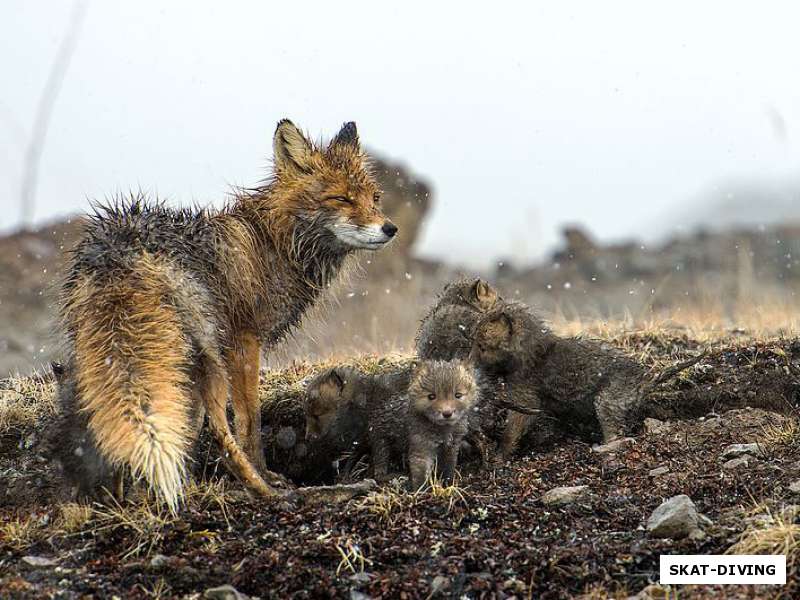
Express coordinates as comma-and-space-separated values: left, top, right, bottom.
0, 373, 57, 432
549, 297, 800, 345
728, 504, 800, 569
0, 514, 47, 550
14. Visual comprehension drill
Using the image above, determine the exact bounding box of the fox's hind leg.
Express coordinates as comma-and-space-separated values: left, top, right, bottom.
228, 332, 269, 476
201, 355, 285, 499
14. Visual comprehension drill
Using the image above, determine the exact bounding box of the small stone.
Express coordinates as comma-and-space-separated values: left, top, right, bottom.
648, 466, 669, 477
349, 572, 371, 584
541, 485, 589, 506
789, 480, 800, 494
430, 575, 449, 594
205, 585, 249, 600
149, 554, 169, 569
643, 418, 670, 435
22, 556, 57, 568
647, 495, 701, 539
592, 437, 636, 454
630, 583, 671, 599
723, 457, 750, 471
721, 443, 764, 459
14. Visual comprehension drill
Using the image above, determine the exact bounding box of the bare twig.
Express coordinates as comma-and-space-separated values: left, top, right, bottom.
19, 0, 88, 225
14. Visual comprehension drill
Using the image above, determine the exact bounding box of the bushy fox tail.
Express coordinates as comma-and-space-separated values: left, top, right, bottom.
63, 256, 193, 512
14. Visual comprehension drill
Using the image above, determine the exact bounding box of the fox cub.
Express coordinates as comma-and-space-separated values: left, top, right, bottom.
56, 119, 397, 510
470, 302, 646, 458
303, 360, 479, 489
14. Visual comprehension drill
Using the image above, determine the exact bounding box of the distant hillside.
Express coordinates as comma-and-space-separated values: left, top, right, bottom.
650, 177, 800, 238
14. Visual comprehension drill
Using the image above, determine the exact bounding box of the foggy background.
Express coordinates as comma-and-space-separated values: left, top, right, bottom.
3, 1, 800, 268
2, 1, 800, 376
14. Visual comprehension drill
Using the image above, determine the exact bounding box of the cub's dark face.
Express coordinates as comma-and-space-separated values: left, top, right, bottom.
304, 369, 345, 441
470, 313, 517, 374
409, 361, 477, 426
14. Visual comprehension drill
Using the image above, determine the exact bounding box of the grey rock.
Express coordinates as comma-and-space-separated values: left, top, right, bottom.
541, 485, 590, 506
789, 480, 800, 494
647, 495, 701, 539
721, 443, 764, 459
723, 456, 751, 470
648, 466, 669, 477
149, 554, 169, 569
22, 556, 58, 568
643, 418, 670, 435
205, 585, 249, 600
592, 437, 636, 454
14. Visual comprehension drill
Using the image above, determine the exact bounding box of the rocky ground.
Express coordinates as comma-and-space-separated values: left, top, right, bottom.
2, 330, 800, 598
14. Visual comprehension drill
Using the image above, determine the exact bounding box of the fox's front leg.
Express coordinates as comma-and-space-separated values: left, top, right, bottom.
370, 435, 391, 482
408, 434, 436, 490
499, 412, 533, 463
438, 439, 461, 486
228, 332, 276, 482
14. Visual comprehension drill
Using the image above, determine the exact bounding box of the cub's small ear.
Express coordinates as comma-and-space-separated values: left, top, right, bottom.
274, 119, 314, 173
472, 279, 498, 310
483, 313, 513, 342
318, 368, 345, 395
329, 121, 359, 149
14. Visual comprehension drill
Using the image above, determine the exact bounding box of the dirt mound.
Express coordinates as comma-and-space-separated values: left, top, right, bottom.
2, 335, 800, 598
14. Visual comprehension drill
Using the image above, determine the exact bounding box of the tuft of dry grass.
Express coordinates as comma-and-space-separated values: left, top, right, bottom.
549, 296, 800, 346
763, 419, 800, 451
0, 513, 47, 550
728, 504, 800, 569
57, 502, 94, 533
0, 373, 57, 432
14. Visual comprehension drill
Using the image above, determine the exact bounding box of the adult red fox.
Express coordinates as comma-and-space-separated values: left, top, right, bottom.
56, 120, 397, 510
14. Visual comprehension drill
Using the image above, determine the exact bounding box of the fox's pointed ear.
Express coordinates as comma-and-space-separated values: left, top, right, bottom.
329, 121, 359, 149
472, 279, 498, 310
274, 119, 314, 173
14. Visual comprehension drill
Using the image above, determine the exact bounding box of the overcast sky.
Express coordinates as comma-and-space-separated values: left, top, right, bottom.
2, 2, 800, 267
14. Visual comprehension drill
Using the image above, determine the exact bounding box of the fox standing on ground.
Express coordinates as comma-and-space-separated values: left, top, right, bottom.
56, 120, 397, 510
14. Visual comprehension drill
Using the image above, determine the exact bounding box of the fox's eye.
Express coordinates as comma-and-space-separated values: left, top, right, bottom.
373, 192, 382, 204
428, 393, 436, 401
326, 195, 354, 205
455, 392, 463, 399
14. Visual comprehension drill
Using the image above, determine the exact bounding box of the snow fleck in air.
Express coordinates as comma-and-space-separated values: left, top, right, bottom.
591, 276, 597, 281
498, 261, 504, 267
105, 357, 112, 366
458, 324, 466, 331
546, 284, 552, 290
563, 282, 571, 290
347, 292, 355, 298
385, 288, 391, 294
404, 272, 412, 280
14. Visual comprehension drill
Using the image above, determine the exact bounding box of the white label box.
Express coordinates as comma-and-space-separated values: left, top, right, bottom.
660, 555, 786, 585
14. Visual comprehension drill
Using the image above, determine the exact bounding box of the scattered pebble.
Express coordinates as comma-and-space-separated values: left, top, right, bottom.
646, 495, 703, 539
722, 456, 750, 470
592, 438, 636, 455
721, 442, 764, 459
205, 584, 249, 600
541, 485, 590, 506
22, 556, 57, 568
648, 466, 669, 477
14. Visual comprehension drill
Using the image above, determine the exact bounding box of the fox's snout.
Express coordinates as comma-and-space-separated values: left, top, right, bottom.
381, 220, 398, 239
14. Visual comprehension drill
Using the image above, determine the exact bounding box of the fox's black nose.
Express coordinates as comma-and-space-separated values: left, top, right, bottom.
382, 221, 398, 238
441, 410, 453, 419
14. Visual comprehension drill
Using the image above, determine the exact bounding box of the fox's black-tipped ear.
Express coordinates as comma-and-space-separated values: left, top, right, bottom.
274, 119, 314, 173
329, 121, 359, 149
51, 361, 65, 382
